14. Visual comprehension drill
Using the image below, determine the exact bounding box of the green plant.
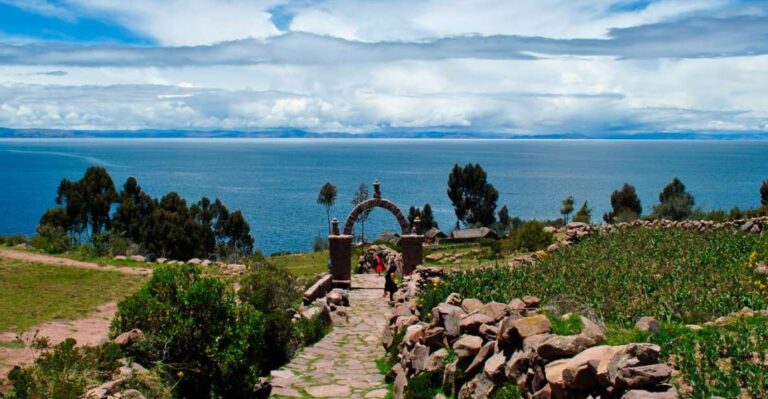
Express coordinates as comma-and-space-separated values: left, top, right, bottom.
405, 371, 441, 399
111, 265, 268, 398
29, 224, 72, 254
506, 221, 553, 252
547, 313, 583, 336
294, 311, 332, 347
388, 330, 406, 366
0, 234, 28, 246
494, 384, 522, 399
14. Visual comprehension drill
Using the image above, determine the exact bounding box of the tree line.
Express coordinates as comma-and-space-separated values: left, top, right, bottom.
36, 166, 254, 260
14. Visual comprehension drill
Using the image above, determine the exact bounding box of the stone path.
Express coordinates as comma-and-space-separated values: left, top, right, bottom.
271, 274, 391, 399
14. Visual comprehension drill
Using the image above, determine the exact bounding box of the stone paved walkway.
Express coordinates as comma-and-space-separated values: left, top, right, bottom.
271, 274, 391, 398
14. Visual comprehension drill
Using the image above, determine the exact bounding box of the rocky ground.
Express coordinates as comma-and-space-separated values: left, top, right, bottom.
271, 274, 391, 398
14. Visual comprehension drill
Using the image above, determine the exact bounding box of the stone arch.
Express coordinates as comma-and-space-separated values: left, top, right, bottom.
343, 198, 410, 236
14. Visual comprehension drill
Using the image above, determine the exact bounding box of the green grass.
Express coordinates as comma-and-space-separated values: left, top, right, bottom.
268, 250, 331, 276
0, 258, 147, 332
422, 229, 766, 326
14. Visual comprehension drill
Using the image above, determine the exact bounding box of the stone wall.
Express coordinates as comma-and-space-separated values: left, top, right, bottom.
382, 267, 677, 399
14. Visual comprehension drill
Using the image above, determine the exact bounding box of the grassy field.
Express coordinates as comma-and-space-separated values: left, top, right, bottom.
268, 247, 368, 276
0, 258, 147, 332
418, 228, 768, 398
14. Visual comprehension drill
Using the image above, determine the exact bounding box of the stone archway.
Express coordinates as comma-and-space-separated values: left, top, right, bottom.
328, 180, 424, 289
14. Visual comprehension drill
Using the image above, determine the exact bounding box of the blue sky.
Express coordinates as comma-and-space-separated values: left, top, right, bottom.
0, 0, 766, 134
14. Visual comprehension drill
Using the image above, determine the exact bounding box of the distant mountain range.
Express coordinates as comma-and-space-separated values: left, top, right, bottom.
2, 128, 768, 140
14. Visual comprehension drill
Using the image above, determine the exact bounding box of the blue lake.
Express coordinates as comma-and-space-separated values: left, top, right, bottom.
1, 139, 767, 254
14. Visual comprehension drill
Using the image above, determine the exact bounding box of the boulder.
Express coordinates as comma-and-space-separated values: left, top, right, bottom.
608, 344, 661, 386
423, 326, 445, 348
563, 345, 624, 390
635, 316, 660, 333
478, 324, 499, 340
411, 344, 431, 372
457, 372, 495, 399
326, 291, 344, 306
114, 329, 144, 347
186, 258, 202, 265
462, 298, 484, 313
621, 384, 679, 399
155, 257, 167, 264
536, 334, 595, 360
478, 302, 509, 321
522, 296, 541, 307
544, 359, 570, 386
114, 255, 127, 261
201, 259, 211, 267
425, 348, 449, 373
446, 292, 463, 306
453, 335, 484, 360
404, 324, 425, 346
465, 341, 495, 375
616, 364, 672, 389
444, 309, 466, 337
386, 363, 403, 383
483, 352, 507, 382
121, 389, 147, 399
459, 313, 494, 333
394, 368, 408, 399
580, 316, 606, 343
498, 314, 552, 346
129, 255, 145, 263
443, 360, 461, 397
508, 298, 527, 312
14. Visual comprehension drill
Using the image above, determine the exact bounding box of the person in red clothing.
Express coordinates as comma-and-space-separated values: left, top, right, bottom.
375, 253, 385, 275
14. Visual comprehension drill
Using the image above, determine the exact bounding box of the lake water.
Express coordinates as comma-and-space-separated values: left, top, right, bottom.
1, 139, 767, 254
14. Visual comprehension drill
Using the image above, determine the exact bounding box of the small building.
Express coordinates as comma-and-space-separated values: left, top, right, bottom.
448, 227, 501, 242
375, 231, 401, 245
424, 227, 447, 242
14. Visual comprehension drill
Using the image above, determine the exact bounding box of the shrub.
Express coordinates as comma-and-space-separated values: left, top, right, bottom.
548, 313, 584, 336
0, 234, 27, 246
421, 229, 765, 326
30, 224, 73, 254
494, 384, 522, 399
238, 263, 300, 369
405, 371, 441, 399
312, 234, 329, 252
111, 265, 267, 398
506, 221, 553, 252
294, 311, 332, 347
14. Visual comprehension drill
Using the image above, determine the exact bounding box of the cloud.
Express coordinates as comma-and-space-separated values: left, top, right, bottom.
0, 14, 766, 68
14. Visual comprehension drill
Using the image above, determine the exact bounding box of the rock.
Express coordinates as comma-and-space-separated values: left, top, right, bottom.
635, 316, 661, 333
483, 352, 507, 382
446, 292, 463, 306
443, 360, 461, 397
306, 384, 352, 398
394, 369, 408, 399
478, 324, 499, 340
411, 344, 431, 372
544, 359, 570, 386
508, 298, 527, 312
522, 333, 552, 355
386, 363, 403, 383
622, 384, 679, 399
459, 313, 494, 333
462, 298, 484, 313
404, 324, 425, 345
608, 344, 661, 386
478, 302, 509, 320
113, 329, 144, 347
616, 364, 673, 389
580, 316, 606, 343
444, 308, 466, 337
225, 263, 247, 274
326, 291, 344, 306
155, 257, 167, 264
129, 255, 145, 263
465, 341, 495, 375
536, 334, 596, 360
453, 335, 484, 360
544, 226, 558, 234
458, 372, 495, 399
201, 259, 211, 267
504, 350, 531, 382
531, 384, 552, 399
522, 296, 541, 307
114, 255, 127, 261
563, 345, 624, 389
425, 348, 449, 372
85, 388, 109, 399
423, 326, 445, 348
186, 258, 202, 265
426, 253, 445, 261
498, 314, 552, 346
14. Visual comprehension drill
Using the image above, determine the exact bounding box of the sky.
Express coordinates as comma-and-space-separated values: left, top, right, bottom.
0, 0, 766, 135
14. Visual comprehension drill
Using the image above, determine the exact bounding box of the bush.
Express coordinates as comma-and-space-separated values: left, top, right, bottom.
30, 225, 73, 254
88, 231, 138, 257
111, 265, 267, 398
312, 234, 329, 252
6, 338, 170, 399
506, 221, 553, 252
421, 229, 766, 326
295, 311, 332, 347
405, 371, 441, 399
0, 234, 28, 246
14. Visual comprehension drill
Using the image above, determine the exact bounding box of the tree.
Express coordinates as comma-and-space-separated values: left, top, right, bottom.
408, 206, 422, 232
421, 203, 437, 230
112, 177, 155, 243
761, 180, 768, 206
603, 183, 642, 223
560, 196, 575, 225
652, 177, 695, 221
351, 183, 372, 243
447, 163, 499, 227
573, 201, 592, 224
55, 166, 118, 238
317, 182, 337, 234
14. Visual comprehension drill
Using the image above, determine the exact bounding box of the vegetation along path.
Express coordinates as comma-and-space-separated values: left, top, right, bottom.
271, 274, 391, 398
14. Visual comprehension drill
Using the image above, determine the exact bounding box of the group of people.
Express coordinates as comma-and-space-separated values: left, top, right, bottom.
374, 253, 398, 301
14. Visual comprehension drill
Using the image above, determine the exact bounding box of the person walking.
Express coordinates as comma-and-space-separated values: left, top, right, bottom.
375, 253, 385, 275
384, 264, 398, 300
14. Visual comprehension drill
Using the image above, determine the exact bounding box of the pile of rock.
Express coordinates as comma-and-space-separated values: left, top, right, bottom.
357, 245, 403, 274
382, 291, 677, 399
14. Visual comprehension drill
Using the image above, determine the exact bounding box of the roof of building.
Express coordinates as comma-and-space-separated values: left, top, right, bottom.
450, 227, 500, 240
424, 227, 447, 239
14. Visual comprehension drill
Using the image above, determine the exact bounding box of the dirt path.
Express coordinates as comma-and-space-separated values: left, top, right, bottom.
270, 274, 391, 399
0, 302, 117, 382
0, 249, 152, 276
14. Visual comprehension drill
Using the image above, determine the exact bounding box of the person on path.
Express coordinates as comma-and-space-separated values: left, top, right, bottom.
384, 264, 398, 300
375, 253, 385, 275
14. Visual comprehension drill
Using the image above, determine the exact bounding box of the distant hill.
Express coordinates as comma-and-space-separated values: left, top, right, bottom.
1, 127, 767, 140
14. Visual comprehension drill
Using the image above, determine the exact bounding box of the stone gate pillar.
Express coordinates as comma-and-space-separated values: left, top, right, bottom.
328, 218, 352, 289
399, 217, 424, 276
